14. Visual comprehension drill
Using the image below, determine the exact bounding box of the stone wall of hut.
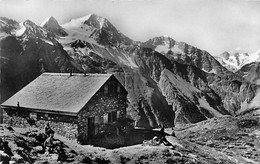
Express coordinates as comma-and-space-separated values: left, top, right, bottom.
78, 78, 127, 144
3, 109, 78, 140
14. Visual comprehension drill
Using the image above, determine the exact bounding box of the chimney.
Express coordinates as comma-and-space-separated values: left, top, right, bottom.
84, 72, 87, 76
17, 101, 20, 108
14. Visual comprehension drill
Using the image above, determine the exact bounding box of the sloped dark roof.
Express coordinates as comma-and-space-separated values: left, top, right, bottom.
1, 73, 113, 115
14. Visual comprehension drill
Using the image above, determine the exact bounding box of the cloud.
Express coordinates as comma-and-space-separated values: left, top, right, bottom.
235, 47, 242, 52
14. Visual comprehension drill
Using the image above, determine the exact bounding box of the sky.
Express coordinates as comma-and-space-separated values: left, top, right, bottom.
0, 0, 260, 56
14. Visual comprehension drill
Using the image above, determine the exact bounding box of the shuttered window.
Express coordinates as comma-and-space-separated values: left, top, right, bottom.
103, 113, 108, 123
108, 111, 117, 123
117, 111, 120, 119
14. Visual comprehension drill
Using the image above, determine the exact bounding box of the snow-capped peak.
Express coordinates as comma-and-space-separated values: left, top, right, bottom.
62, 14, 92, 28
62, 14, 109, 30
40, 16, 56, 27
215, 50, 260, 72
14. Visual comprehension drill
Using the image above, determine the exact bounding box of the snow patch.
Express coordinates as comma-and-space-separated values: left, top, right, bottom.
155, 44, 184, 55
60, 21, 102, 47
202, 68, 217, 74
41, 39, 54, 45
15, 22, 26, 37
62, 14, 92, 28
155, 45, 169, 54
198, 97, 223, 117
171, 45, 184, 54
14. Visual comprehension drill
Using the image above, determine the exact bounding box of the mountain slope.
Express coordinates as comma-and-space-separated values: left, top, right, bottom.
236, 62, 260, 85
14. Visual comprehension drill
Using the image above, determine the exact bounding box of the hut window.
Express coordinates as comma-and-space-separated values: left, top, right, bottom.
108, 111, 117, 123
104, 84, 108, 94
103, 113, 108, 123
29, 112, 37, 120
108, 83, 117, 93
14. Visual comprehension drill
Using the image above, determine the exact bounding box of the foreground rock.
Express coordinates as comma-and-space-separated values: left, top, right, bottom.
176, 114, 260, 164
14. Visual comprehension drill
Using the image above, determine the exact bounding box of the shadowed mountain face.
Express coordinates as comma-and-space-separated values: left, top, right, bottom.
0, 17, 80, 102
1, 15, 259, 128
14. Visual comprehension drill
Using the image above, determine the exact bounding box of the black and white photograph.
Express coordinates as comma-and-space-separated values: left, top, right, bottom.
0, 0, 260, 163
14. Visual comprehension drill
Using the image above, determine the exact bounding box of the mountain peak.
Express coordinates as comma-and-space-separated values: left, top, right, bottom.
40, 16, 67, 37
83, 14, 108, 29
40, 16, 59, 27
220, 51, 230, 60
62, 14, 109, 30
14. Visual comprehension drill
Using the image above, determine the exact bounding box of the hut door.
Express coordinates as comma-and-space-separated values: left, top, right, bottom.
88, 117, 95, 138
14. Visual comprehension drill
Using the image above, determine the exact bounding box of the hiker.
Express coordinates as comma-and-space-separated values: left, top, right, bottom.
0, 137, 3, 150
44, 133, 55, 153
158, 126, 171, 146
45, 122, 54, 137
57, 146, 67, 162
158, 126, 165, 140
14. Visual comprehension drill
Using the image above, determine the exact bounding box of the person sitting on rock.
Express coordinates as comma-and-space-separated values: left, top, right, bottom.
158, 126, 171, 146
57, 146, 67, 162
0, 137, 3, 150
44, 133, 55, 154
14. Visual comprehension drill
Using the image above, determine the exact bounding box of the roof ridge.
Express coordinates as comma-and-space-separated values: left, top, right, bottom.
42, 72, 113, 76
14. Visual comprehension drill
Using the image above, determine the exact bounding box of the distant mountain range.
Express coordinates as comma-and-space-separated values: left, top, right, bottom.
1, 14, 259, 128
215, 51, 260, 85
215, 51, 260, 72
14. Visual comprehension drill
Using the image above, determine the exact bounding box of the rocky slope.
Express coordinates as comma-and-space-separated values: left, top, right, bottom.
1, 14, 260, 128
236, 62, 260, 85
175, 114, 260, 164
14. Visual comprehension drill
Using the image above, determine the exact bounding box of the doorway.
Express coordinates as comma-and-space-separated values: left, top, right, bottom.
88, 117, 95, 138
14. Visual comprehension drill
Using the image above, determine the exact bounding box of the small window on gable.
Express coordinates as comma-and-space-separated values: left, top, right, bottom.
109, 83, 116, 93
29, 112, 37, 120
117, 84, 121, 93
104, 84, 108, 94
